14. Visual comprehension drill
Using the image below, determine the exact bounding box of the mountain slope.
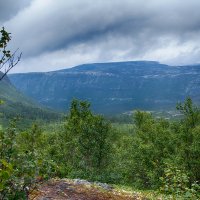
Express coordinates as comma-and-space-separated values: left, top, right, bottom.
0, 72, 61, 120
9, 61, 200, 115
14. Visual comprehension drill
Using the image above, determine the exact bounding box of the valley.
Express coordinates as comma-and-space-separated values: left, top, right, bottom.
1, 64, 200, 199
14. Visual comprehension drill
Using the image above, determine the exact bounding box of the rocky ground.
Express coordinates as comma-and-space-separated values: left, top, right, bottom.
29, 179, 149, 200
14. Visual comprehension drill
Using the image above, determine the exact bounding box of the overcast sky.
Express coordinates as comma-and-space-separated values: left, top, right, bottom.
1, 0, 200, 73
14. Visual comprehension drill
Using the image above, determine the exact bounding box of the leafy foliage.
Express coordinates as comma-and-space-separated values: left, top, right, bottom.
0, 27, 22, 80
58, 99, 112, 180
0, 98, 200, 199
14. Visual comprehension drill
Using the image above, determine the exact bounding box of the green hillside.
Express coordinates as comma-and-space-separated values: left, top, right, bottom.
0, 72, 61, 123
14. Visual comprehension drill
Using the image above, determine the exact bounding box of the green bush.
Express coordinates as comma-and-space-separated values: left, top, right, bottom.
160, 162, 200, 199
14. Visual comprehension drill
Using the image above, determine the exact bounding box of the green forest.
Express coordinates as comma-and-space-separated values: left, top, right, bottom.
0, 98, 200, 199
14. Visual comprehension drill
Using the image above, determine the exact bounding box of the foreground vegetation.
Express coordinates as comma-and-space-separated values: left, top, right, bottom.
0, 98, 200, 199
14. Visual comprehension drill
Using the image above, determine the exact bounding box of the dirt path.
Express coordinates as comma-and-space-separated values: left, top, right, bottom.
29, 179, 149, 200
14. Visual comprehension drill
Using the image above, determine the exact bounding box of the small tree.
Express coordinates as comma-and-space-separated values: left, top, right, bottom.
0, 28, 24, 198
176, 97, 200, 129
63, 99, 111, 179
176, 98, 200, 185
0, 27, 22, 80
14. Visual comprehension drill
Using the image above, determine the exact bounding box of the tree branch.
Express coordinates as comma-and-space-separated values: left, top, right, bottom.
0, 51, 22, 81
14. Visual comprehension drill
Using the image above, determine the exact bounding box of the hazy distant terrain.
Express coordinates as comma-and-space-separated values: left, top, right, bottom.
9, 61, 200, 114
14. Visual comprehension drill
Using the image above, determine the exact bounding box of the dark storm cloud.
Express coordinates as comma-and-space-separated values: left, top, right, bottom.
0, 0, 32, 23
2, 0, 200, 72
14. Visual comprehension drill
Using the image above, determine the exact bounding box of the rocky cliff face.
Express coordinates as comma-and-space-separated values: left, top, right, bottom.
9, 61, 200, 114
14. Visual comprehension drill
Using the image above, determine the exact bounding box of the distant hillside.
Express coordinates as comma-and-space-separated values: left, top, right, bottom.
9, 61, 200, 115
0, 72, 61, 121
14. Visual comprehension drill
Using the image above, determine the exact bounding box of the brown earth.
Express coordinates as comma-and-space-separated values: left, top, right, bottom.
29, 179, 149, 200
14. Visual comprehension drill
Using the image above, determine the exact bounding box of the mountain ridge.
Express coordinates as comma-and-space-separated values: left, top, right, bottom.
9, 61, 200, 115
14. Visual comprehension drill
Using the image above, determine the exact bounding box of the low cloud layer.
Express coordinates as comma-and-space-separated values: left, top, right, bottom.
1, 0, 200, 72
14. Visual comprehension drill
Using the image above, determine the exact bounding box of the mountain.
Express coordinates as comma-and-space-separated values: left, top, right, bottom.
9, 61, 200, 115
0, 72, 61, 121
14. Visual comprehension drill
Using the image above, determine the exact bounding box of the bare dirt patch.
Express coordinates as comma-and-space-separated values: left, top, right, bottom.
29, 179, 149, 200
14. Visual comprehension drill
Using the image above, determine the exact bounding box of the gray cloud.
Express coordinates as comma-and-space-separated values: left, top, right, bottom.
1, 0, 200, 72
0, 0, 32, 23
